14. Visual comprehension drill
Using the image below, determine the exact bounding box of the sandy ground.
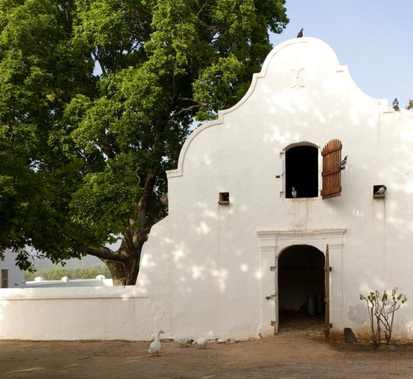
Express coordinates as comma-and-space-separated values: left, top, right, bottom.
2, 327, 413, 379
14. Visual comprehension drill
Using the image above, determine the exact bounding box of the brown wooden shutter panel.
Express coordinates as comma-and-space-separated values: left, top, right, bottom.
321, 139, 342, 199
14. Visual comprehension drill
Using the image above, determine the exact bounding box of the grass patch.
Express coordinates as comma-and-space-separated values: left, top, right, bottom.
25, 265, 111, 281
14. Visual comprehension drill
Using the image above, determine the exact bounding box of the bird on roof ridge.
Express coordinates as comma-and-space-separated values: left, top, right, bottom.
393, 98, 400, 111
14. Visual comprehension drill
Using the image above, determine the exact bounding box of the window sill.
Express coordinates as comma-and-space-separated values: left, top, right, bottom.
285, 197, 321, 202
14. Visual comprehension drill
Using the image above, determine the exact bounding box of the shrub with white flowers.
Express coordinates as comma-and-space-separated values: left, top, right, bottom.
360, 288, 407, 347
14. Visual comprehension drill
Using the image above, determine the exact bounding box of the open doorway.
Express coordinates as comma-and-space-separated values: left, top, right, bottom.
278, 245, 325, 331
285, 144, 318, 198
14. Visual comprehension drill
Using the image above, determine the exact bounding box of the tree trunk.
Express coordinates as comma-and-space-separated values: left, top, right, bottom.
105, 241, 145, 286
90, 173, 156, 286
105, 260, 127, 286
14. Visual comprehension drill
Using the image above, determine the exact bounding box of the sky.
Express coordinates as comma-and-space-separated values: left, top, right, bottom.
270, 1, 412, 107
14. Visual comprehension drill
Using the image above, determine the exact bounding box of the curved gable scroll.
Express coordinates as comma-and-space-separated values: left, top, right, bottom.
167, 38, 340, 179
321, 139, 343, 199
167, 37, 371, 180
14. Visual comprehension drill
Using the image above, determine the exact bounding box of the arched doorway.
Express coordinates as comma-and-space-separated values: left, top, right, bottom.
278, 245, 325, 331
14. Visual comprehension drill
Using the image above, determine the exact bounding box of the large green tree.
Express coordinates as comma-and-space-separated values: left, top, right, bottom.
0, 0, 288, 284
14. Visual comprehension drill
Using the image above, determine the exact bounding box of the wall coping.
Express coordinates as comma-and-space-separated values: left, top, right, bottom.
0, 286, 149, 301
257, 228, 347, 238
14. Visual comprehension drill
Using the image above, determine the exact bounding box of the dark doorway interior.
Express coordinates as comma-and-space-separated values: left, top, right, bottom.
278, 245, 325, 330
285, 145, 318, 198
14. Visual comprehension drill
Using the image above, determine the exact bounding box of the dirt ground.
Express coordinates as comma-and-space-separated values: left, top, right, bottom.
2, 326, 413, 379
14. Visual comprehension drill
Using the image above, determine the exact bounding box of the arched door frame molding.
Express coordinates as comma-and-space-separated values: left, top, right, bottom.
278, 243, 324, 260
256, 228, 346, 335
283, 141, 319, 152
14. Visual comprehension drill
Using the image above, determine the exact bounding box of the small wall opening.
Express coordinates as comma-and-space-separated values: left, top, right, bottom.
285, 144, 318, 198
1, 269, 8, 288
218, 192, 230, 205
278, 245, 325, 330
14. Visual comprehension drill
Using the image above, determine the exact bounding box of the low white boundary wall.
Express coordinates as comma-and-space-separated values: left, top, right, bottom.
0, 287, 158, 340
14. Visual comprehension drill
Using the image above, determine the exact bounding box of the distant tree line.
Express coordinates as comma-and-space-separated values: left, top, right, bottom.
25, 265, 111, 281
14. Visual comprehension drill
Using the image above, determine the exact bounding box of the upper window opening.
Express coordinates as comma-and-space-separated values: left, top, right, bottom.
285, 144, 318, 199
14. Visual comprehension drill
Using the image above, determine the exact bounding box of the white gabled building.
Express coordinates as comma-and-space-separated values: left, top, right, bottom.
2, 37, 413, 342
0, 252, 25, 288
140, 37, 413, 340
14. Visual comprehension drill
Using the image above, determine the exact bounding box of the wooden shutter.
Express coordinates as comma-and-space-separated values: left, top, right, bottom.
321, 139, 342, 199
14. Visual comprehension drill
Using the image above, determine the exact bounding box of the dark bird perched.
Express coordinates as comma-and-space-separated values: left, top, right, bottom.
393, 98, 400, 111
340, 155, 348, 170
297, 28, 304, 38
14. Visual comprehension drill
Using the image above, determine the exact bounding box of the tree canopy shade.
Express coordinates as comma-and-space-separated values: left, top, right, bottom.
0, 0, 288, 284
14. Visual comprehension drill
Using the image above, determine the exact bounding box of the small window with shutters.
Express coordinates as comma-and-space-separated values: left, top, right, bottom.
321, 139, 343, 199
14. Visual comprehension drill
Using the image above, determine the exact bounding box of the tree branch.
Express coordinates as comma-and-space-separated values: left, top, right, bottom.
173, 104, 202, 117
197, 0, 209, 16
178, 97, 208, 107
85, 246, 127, 263
131, 172, 156, 246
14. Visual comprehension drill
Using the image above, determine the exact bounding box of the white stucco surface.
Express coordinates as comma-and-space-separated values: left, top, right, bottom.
1, 37, 413, 341
141, 37, 413, 340
0, 286, 157, 340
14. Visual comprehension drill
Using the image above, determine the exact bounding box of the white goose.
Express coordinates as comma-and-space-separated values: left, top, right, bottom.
148, 330, 165, 356
175, 337, 193, 348
194, 336, 208, 349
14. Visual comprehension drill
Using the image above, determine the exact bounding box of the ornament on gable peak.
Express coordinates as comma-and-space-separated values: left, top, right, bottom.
290, 67, 306, 88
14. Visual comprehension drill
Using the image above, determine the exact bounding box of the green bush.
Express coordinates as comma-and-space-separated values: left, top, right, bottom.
25, 265, 111, 281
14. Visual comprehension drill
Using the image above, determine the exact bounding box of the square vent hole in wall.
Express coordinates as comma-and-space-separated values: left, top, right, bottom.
373, 185, 387, 199
218, 192, 230, 205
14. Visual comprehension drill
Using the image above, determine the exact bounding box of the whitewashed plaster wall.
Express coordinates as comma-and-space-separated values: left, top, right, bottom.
0, 286, 161, 340
141, 37, 413, 340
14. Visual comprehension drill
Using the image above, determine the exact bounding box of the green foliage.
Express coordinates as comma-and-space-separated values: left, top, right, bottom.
70, 157, 142, 240
0, 0, 94, 260
25, 265, 111, 281
360, 288, 407, 346
0, 0, 288, 281
194, 55, 244, 120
